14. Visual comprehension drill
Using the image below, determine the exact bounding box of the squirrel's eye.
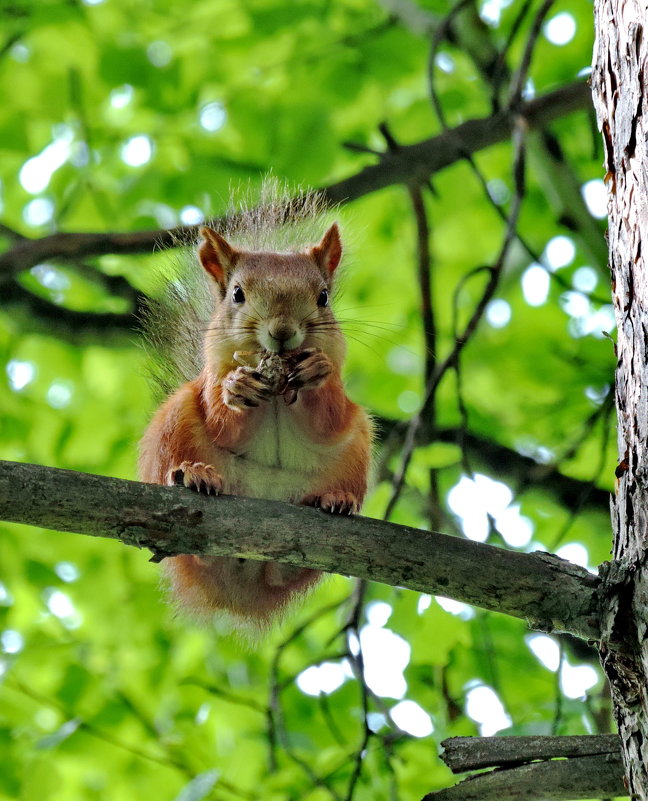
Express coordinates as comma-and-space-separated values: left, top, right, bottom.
317, 289, 329, 308
232, 285, 245, 304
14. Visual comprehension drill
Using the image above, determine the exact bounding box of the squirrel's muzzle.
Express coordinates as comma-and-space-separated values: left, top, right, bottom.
265, 320, 303, 352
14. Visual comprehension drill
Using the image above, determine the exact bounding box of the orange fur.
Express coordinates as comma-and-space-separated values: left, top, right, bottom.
139, 224, 372, 627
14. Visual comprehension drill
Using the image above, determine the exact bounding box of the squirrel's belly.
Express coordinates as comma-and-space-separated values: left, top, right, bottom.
213, 402, 344, 503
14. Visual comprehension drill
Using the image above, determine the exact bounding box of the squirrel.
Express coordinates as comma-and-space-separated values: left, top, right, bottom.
138, 195, 372, 630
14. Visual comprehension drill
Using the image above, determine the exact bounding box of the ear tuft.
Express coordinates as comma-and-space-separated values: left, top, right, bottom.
310, 223, 342, 276
198, 227, 238, 286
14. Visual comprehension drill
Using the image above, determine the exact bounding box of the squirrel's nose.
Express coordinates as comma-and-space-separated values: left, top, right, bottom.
268, 322, 296, 344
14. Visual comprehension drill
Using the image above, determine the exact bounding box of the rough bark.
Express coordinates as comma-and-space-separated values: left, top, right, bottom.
591, 0, 648, 796
421, 753, 626, 801
440, 734, 621, 772
0, 460, 601, 639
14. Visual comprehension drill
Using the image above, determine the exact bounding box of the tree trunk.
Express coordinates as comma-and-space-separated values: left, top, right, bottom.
591, 0, 648, 796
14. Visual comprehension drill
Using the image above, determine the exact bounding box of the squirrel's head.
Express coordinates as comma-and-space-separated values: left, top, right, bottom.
198, 223, 346, 369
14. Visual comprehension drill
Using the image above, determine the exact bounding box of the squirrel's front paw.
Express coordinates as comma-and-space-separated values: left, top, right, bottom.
286, 348, 332, 395
169, 461, 223, 495
222, 366, 274, 410
302, 490, 360, 515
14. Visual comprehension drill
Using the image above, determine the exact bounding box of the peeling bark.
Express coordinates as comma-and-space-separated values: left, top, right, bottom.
591, 0, 648, 795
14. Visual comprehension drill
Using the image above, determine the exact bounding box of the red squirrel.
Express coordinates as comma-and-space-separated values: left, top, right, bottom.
139, 212, 372, 628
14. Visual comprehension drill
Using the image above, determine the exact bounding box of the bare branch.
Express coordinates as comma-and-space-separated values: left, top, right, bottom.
0, 460, 601, 640
0, 82, 590, 282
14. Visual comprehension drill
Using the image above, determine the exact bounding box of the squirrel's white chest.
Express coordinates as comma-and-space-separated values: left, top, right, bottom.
221, 400, 335, 502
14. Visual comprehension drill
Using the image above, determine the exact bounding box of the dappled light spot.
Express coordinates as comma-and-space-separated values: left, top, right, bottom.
417, 594, 432, 614
397, 390, 420, 413
43, 589, 82, 630
561, 661, 599, 699
560, 293, 615, 338
23, 198, 55, 227
47, 381, 74, 409
180, 205, 205, 225
465, 684, 511, 735
521, 264, 549, 306
360, 625, 410, 699
121, 135, 153, 167
147, 41, 172, 68
435, 596, 475, 620
526, 633, 560, 671
435, 53, 454, 74
487, 179, 510, 205
10, 43, 29, 62
296, 660, 350, 696
496, 505, 533, 547
572, 266, 598, 293
585, 384, 609, 404
110, 85, 134, 109
485, 298, 511, 328
199, 102, 227, 132
447, 474, 517, 543
522, 77, 535, 100
366, 600, 392, 627
367, 712, 387, 732
55, 562, 80, 583
0, 582, 13, 607
6, 360, 36, 391
19, 129, 73, 194
480, 0, 514, 27
555, 542, 590, 570
391, 700, 434, 737
581, 179, 608, 218
544, 13, 577, 46
31, 264, 70, 291
544, 235, 575, 270
1, 629, 24, 654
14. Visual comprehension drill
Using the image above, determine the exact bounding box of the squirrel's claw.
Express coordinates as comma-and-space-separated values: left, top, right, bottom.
169, 462, 223, 496
301, 490, 360, 516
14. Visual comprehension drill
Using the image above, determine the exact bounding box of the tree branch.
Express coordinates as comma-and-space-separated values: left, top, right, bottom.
0, 82, 590, 282
441, 734, 621, 772
0, 460, 601, 640
421, 753, 626, 801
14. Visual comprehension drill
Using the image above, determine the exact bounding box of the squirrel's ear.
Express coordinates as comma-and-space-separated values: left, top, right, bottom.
310, 223, 342, 276
198, 227, 238, 286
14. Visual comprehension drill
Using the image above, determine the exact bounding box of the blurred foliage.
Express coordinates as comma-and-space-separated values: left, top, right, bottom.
0, 0, 616, 800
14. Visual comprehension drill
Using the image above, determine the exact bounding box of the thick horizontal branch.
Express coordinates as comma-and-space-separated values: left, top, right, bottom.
441, 734, 621, 772
421, 753, 626, 801
0, 82, 590, 281
0, 460, 601, 639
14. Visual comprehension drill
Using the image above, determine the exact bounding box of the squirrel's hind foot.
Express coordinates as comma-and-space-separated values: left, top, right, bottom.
302, 490, 360, 515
